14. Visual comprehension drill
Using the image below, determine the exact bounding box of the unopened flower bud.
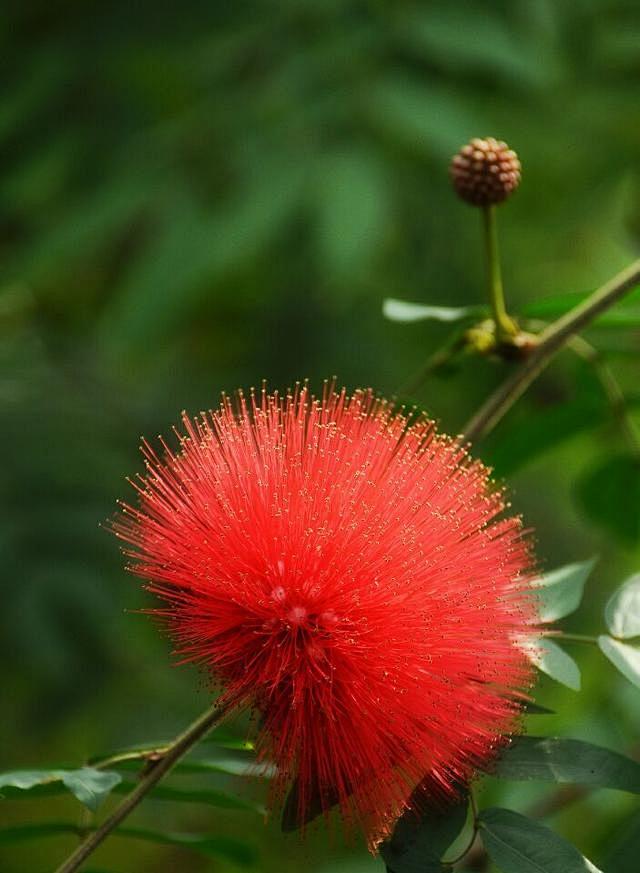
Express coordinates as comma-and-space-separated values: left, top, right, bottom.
450, 138, 521, 207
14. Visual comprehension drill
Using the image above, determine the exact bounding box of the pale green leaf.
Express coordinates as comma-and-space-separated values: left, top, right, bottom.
604, 574, 640, 639
598, 636, 640, 689
60, 769, 122, 812
383, 298, 480, 323
522, 638, 581, 691
532, 559, 596, 623
0, 768, 121, 812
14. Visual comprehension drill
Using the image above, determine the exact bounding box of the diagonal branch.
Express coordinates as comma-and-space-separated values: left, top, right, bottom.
462, 258, 640, 443
53, 696, 238, 873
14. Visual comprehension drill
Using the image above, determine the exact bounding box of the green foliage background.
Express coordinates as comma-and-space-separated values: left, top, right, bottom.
2, 1, 640, 870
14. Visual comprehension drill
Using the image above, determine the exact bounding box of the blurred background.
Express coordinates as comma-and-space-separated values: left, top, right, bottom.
2, 1, 640, 870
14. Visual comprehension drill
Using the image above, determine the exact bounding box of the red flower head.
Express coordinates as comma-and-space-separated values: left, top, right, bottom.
114, 384, 538, 846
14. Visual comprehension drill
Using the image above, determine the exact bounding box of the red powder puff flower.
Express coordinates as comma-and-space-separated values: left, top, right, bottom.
113, 384, 538, 847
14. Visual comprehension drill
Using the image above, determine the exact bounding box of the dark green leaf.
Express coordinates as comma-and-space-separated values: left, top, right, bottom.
487, 399, 604, 477
281, 775, 341, 832
479, 807, 603, 872
202, 728, 255, 751
532, 559, 596, 622
0, 822, 77, 843
598, 636, 640, 689
522, 638, 581, 691
102, 164, 303, 348
576, 455, 640, 545
115, 782, 263, 813
604, 574, 640, 639
494, 736, 640, 793
523, 702, 555, 715
113, 826, 256, 865
380, 792, 468, 872
19, 175, 149, 282
383, 299, 481, 323
0, 768, 121, 812
0, 822, 256, 865
603, 809, 640, 873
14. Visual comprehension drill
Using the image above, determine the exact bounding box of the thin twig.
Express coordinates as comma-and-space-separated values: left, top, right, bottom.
567, 334, 640, 459
53, 697, 238, 873
90, 746, 171, 770
462, 258, 640, 443
397, 335, 466, 397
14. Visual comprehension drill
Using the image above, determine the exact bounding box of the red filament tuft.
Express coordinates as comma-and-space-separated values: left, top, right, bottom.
113, 384, 538, 846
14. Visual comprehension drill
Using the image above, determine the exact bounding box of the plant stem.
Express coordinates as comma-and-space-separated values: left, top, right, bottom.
90, 746, 171, 770
53, 696, 238, 873
482, 205, 516, 341
397, 334, 466, 397
462, 258, 640, 443
567, 334, 640, 460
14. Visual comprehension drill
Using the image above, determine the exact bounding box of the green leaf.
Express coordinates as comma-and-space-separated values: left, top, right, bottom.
523, 702, 555, 715
532, 559, 596, 622
522, 638, 581, 691
60, 770, 122, 813
113, 826, 256, 865
0, 770, 65, 792
175, 757, 275, 778
603, 809, 640, 873
576, 455, 640, 546
0, 822, 256, 865
0, 768, 121, 812
102, 164, 303, 349
111, 755, 274, 779
1, 775, 262, 813
598, 636, 640, 689
115, 782, 263, 813
479, 807, 603, 873
382, 299, 481, 323
281, 775, 341, 832
368, 77, 483, 158
604, 573, 640, 639
380, 792, 468, 872
494, 736, 640, 793
202, 729, 255, 751
486, 398, 605, 477
0, 822, 77, 843
401, 8, 554, 88
19, 174, 150, 283
315, 149, 389, 283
